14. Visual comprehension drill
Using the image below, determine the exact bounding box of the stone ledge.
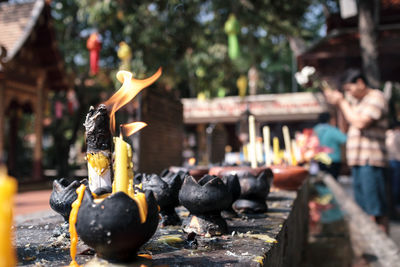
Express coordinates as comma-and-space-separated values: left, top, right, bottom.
16, 180, 309, 266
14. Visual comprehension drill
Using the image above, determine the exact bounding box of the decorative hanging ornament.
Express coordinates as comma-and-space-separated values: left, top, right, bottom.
248, 66, 259, 95
86, 32, 102, 75
224, 14, 240, 60
237, 75, 247, 98
117, 41, 132, 71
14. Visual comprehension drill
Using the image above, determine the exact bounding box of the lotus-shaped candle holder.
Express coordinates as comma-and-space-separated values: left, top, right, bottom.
210, 166, 273, 213
179, 175, 232, 236
221, 174, 241, 217
49, 178, 87, 221
75, 188, 159, 262
134, 170, 183, 226
270, 165, 308, 191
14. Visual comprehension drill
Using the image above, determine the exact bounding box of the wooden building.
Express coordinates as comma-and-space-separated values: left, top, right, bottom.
297, 0, 400, 84
182, 93, 328, 164
135, 87, 183, 174
0, 0, 68, 180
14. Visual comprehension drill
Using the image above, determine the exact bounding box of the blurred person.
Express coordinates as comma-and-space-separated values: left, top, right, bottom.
324, 69, 389, 233
314, 112, 347, 179
386, 123, 400, 216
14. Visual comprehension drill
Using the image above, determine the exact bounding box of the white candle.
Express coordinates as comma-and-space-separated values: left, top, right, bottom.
282, 125, 292, 165
248, 115, 257, 168
263, 126, 271, 166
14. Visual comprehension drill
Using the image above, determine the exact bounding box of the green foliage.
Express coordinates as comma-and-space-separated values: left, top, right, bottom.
51, 0, 330, 97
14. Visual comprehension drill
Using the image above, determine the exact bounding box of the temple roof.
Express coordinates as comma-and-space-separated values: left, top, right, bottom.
0, 0, 68, 91
0, 0, 44, 62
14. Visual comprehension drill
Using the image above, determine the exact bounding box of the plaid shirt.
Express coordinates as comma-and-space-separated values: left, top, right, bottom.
346, 89, 388, 167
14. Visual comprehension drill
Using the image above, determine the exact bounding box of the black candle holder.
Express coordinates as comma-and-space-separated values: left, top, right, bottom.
49, 178, 86, 221
134, 170, 183, 226
233, 169, 273, 213
221, 174, 241, 217
179, 175, 232, 236
75, 188, 159, 262
210, 166, 273, 213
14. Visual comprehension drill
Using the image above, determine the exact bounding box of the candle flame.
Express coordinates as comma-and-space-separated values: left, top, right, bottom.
121, 122, 147, 137
104, 68, 162, 134
188, 157, 196, 166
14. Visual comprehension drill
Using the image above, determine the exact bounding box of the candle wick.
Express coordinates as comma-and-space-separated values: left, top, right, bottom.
120, 124, 123, 138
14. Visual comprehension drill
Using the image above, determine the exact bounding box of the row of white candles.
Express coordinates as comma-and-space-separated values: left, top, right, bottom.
247, 115, 297, 167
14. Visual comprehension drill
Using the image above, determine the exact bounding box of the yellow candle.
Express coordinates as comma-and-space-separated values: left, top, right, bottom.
114, 136, 129, 194
273, 137, 280, 165
0, 166, 17, 267
112, 135, 148, 223
243, 144, 249, 162
291, 140, 298, 166
127, 144, 134, 197
248, 115, 257, 168
282, 126, 292, 165
263, 126, 271, 166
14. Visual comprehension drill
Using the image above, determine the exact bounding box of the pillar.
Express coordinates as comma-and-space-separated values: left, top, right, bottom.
7, 107, 18, 176
33, 70, 46, 180
197, 124, 208, 165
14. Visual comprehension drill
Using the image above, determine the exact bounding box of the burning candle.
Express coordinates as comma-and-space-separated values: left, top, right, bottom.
0, 166, 17, 267
282, 125, 292, 165
114, 134, 130, 194
113, 123, 146, 195
273, 137, 280, 165
112, 123, 148, 223
104, 69, 158, 223
263, 126, 271, 166
248, 115, 257, 168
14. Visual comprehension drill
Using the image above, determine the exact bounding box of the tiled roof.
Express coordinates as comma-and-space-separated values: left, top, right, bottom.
0, 0, 44, 61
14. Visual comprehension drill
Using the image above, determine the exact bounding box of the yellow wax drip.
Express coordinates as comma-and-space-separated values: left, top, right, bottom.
86, 152, 110, 176
93, 193, 111, 204
68, 184, 86, 267
130, 190, 148, 224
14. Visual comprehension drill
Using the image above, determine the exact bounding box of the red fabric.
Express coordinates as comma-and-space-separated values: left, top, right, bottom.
86, 33, 102, 75
89, 50, 100, 75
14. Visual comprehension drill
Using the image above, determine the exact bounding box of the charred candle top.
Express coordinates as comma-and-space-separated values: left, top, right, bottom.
84, 104, 112, 151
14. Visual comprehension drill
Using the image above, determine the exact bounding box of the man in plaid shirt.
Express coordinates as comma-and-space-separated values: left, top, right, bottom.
324, 69, 389, 233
